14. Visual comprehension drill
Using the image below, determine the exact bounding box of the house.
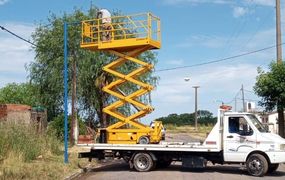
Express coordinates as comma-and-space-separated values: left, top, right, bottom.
260, 112, 279, 134
0, 104, 47, 133
0, 104, 31, 124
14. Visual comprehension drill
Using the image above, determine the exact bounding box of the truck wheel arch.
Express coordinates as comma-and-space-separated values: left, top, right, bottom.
246, 151, 271, 165
130, 151, 157, 161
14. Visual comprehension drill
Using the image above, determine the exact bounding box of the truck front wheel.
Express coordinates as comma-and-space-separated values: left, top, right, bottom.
133, 153, 154, 172
246, 154, 268, 177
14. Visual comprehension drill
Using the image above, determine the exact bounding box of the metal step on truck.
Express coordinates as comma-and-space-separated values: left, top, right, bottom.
77, 107, 285, 177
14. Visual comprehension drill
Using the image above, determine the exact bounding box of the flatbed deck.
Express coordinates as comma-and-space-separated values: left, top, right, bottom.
77, 142, 221, 152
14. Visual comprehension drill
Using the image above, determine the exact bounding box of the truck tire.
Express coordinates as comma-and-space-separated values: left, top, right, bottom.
246, 154, 268, 177
138, 136, 150, 144
133, 153, 154, 172
267, 163, 279, 174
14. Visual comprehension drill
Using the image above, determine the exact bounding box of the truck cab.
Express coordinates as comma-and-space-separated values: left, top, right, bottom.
203, 109, 285, 176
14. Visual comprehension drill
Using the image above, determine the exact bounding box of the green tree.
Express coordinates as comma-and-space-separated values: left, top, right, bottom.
48, 114, 86, 140
0, 83, 40, 106
28, 7, 159, 126
254, 62, 285, 137
197, 110, 216, 125
157, 110, 216, 126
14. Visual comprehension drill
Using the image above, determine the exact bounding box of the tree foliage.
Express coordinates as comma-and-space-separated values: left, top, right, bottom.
157, 110, 217, 126
254, 62, 285, 137
48, 114, 86, 140
28, 7, 159, 125
0, 83, 40, 106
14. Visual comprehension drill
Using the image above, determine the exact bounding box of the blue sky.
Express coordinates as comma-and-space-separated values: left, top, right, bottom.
0, 0, 284, 122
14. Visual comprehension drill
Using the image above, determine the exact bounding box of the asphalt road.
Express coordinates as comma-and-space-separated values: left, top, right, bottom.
77, 160, 285, 180
75, 133, 285, 180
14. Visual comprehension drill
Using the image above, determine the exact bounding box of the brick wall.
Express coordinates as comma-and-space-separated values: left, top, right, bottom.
0, 104, 31, 124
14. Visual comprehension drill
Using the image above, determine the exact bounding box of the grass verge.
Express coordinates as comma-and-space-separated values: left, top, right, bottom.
164, 124, 214, 140
0, 123, 89, 180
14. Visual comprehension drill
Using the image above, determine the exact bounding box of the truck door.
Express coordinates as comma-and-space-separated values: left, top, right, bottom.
223, 116, 256, 162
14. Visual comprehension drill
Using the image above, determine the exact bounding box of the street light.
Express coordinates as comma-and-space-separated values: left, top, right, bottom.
192, 86, 200, 131
184, 77, 199, 131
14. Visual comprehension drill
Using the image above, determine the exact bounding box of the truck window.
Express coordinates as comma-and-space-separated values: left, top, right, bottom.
246, 114, 267, 133
228, 117, 253, 136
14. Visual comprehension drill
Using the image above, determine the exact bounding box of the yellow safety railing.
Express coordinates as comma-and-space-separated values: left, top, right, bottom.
81, 13, 161, 47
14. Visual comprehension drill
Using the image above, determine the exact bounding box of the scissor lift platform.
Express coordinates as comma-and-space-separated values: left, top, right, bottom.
81, 13, 161, 51
80, 12, 163, 144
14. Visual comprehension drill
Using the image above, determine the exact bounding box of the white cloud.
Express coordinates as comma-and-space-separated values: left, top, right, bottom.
143, 26, 284, 121
163, 0, 275, 6
143, 62, 260, 122
244, 0, 275, 7
164, 0, 232, 5
233, 6, 248, 18
0, 0, 9, 5
0, 22, 35, 87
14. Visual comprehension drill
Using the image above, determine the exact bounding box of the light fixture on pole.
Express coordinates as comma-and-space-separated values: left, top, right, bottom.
184, 77, 190, 82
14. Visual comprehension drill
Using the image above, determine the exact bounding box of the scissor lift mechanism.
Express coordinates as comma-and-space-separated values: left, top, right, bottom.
80, 13, 163, 144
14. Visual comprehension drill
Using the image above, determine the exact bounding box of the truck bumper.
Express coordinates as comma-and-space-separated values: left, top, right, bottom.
266, 151, 285, 163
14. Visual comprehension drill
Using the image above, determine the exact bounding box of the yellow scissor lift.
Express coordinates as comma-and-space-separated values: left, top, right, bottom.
80, 13, 163, 144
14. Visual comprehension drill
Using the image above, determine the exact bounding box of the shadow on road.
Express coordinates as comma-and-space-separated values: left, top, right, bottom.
81, 160, 285, 178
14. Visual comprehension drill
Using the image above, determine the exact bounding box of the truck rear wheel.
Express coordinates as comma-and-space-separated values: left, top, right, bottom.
246, 154, 268, 177
267, 163, 279, 174
133, 153, 154, 172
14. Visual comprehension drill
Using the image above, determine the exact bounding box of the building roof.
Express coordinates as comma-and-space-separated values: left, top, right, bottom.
0, 104, 31, 111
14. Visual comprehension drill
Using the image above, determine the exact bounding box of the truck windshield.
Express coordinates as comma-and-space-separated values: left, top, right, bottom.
246, 114, 267, 133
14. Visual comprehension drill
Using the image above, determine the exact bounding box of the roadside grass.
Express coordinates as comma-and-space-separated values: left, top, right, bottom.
164, 124, 214, 140
0, 123, 90, 180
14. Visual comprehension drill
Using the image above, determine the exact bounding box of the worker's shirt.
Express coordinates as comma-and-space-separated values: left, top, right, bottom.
99, 9, 111, 24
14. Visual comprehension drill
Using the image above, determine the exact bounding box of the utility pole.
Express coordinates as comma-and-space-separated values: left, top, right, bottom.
193, 86, 200, 131
234, 97, 237, 112
71, 57, 78, 145
276, 0, 284, 137
276, 0, 282, 64
241, 84, 245, 112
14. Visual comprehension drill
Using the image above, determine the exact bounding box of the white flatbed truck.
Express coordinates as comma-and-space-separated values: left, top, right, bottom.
78, 109, 285, 177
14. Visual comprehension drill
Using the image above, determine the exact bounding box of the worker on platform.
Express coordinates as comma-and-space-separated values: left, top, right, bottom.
97, 9, 112, 41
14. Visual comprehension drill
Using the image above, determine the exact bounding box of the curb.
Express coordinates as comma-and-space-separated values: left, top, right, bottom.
65, 159, 121, 180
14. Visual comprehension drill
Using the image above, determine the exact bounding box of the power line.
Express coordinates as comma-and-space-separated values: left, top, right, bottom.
244, 89, 255, 93
242, 8, 274, 50
0, 25, 37, 47
2, 24, 283, 73
235, 98, 259, 102
156, 43, 285, 72
219, 1, 255, 58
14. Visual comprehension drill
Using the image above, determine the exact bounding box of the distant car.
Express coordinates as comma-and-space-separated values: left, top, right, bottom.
150, 121, 166, 140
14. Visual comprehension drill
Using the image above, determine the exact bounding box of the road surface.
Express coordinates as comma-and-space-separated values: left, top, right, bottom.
74, 133, 285, 180
76, 160, 285, 180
